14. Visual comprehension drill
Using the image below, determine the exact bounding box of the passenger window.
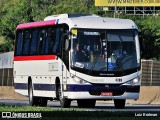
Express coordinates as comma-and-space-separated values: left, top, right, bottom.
16, 30, 23, 56
49, 28, 56, 54
52, 28, 63, 54
23, 30, 31, 55
45, 28, 54, 54
30, 29, 38, 55
37, 29, 46, 54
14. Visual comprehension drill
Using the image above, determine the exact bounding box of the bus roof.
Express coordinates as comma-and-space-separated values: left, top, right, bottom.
16, 20, 56, 30
69, 16, 138, 29
17, 14, 138, 30
44, 14, 138, 30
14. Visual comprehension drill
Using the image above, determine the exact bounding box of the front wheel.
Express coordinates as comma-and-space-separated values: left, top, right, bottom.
58, 85, 71, 108
77, 99, 96, 108
114, 99, 126, 109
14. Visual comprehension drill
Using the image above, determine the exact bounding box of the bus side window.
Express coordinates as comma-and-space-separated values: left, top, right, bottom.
23, 30, 31, 55
16, 30, 23, 56
49, 28, 56, 54
37, 29, 46, 55
30, 29, 38, 55
45, 28, 52, 54
41, 30, 46, 54
52, 28, 62, 54
58, 29, 63, 54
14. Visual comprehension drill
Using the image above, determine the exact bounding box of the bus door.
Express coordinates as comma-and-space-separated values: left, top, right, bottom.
62, 28, 70, 91
53, 24, 69, 91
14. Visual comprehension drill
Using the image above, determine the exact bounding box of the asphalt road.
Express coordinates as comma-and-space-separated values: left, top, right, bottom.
0, 99, 160, 112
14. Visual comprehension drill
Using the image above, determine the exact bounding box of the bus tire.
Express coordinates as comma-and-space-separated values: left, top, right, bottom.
55, 78, 60, 100
77, 99, 96, 108
114, 99, 126, 109
28, 81, 39, 106
58, 85, 71, 108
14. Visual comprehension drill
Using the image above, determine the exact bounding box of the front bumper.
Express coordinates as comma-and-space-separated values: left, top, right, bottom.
64, 84, 140, 99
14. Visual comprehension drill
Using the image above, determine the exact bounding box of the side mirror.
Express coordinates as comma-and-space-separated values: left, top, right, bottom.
65, 39, 71, 51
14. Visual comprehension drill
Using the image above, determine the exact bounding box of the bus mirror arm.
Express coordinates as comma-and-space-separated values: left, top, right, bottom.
138, 32, 144, 55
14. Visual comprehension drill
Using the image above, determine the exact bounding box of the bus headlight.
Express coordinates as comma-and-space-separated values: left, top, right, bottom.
75, 77, 81, 83
71, 75, 88, 84
133, 78, 139, 84
126, 76, 140, 85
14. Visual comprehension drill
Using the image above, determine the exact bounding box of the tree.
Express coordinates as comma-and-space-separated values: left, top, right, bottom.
0, 0, 160, 60
0, 0, 97, 39
135, 16, 160, 60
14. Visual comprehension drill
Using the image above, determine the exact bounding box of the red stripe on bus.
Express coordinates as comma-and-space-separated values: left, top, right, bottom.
14, 55, 57, 61
16, 20, 56, 30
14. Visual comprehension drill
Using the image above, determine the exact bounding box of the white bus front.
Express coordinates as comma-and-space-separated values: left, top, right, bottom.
68, 28, 141, 108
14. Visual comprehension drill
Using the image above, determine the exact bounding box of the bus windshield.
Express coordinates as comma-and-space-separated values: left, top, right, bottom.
71, 29, 140, 76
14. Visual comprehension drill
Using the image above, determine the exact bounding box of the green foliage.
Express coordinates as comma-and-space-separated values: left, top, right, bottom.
0, 0, 96, 53
0, 36, 13, 53
136, 17, 160, 60
128, 16, 160, 60
0, 0, 160, 60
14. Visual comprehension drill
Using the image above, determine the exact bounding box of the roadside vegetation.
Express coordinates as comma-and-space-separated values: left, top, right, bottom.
0, 104, 53, 111
0, 0, 160, 60
0, 103, 83, 112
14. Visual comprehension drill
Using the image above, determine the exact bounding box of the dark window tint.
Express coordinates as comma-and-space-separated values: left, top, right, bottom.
45, 28, 53, 54
16, 31, 23, 55
23, 30, 31, 55
53, 28, 62, 53
30, 29, 38, 55
37, 29, 46, 55
15, 24, 69, 56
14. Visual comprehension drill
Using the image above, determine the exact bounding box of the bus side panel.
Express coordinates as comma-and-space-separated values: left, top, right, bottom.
14, 58, 63, 98
14, 76, 28, 96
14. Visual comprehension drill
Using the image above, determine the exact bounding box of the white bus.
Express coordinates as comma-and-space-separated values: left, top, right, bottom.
14, 14, 141, 108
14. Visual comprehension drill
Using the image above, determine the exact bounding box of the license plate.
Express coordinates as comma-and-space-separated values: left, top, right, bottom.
100, 92, 113, 96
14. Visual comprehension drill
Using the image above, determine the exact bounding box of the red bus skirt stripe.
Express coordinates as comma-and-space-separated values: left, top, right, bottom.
14, 55, 57, 61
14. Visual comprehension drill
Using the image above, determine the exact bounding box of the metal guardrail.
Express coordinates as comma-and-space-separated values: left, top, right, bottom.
0, 68, 13, 86
0, 52, 14, 86
141, 60, 160, 86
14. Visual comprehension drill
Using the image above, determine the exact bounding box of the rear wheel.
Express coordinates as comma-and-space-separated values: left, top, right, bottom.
28, 81, 39, 106
28, 81, 48, 106
77, 99, 96, 108
58, 85, 71, 108
114, 99, 126, 109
